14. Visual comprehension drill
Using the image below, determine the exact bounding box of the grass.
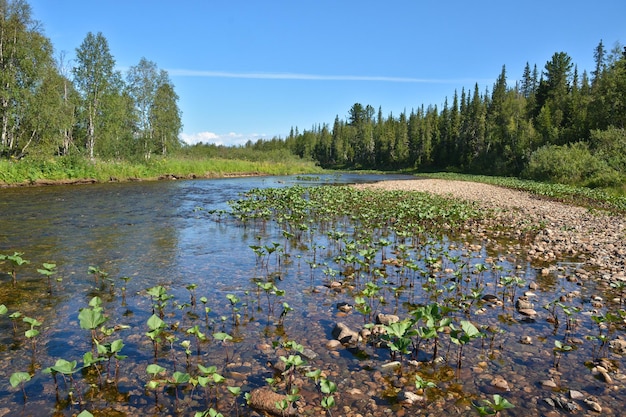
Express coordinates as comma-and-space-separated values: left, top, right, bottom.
0, 154, 324, 186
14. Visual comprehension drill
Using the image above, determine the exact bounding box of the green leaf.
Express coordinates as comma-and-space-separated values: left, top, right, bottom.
320, 379, 337, 394
51, 359, 78, 375
321, 395, 336, 409
0, 304, 7, 315
198, 364, 217, 375
146, 364, 166, 376
10, 372, 31, 388
493, 394, 515, 409
172, 371, 191, 384
213, 332, 233, 342
76, 411, 94, 417
25, 329, 39, 339
227, 386, 241, 396
111, 339, 124, 353
146, 314, 165, 331
78, 308, 106, 330
461, 320, 481, 337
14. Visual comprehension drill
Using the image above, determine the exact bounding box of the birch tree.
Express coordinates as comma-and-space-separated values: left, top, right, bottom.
72, 31, 118, 159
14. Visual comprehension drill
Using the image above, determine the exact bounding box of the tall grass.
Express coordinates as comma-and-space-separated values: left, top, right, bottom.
0, 154, 324, 186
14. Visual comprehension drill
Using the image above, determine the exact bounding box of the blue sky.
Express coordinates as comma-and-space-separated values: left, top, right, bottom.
29, 1, 626, 146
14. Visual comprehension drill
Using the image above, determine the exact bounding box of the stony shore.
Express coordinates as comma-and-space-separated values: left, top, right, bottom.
354, 179, 626, 284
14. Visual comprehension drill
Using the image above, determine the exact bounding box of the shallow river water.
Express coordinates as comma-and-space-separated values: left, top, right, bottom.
0, 174, 624, 416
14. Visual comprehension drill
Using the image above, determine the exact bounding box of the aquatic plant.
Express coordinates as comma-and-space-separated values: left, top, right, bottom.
147, 285, 173, 318
472, 394, 514, 416
37, 262, 58, 293
146, 314, 167, 359
78, 297, 107, 343
9, 371, 31, 403
22, 316, 42, 358
213, 331, 233, 362
449, 320, 483, 369
226, 293, 241, 326
88, 265, 108, 286
0, 252, 30, 287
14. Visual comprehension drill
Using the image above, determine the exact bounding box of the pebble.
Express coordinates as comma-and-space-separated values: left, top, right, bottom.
326, 340, 342, 350
541, 379, 558, 388
584, 398, 602, 413
490, 376, 510, 391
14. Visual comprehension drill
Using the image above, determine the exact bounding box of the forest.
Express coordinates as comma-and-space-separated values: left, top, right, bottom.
267, 45, 626, 188
1, 0, 625, 189
0, 0, 182, 162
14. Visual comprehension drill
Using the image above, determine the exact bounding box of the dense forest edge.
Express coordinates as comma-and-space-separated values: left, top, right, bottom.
1, 0, 625, 199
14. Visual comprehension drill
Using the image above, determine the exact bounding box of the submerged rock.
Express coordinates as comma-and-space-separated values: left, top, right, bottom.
376, 313, 400, 325
248, 387, 297, 416
331, 322, 359, 345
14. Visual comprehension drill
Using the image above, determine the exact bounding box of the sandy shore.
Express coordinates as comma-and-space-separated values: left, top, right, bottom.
355, 179, 626, 282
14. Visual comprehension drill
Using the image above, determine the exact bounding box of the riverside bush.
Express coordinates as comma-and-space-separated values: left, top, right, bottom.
523, 142, 623, 187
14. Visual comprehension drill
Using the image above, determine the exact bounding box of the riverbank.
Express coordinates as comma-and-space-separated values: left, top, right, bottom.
0, 155, 324, 188
355, 179, 626, 284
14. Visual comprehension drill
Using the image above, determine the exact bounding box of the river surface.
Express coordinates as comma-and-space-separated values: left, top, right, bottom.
0, 173, 624, 417
0, 174, 414, 415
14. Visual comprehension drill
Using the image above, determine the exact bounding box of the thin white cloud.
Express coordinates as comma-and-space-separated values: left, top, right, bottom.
168, 69, 478, 84
181, 131, 269, 147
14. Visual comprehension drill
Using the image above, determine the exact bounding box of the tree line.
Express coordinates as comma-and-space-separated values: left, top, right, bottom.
249, 41, 625, 187
0, 0, 182, 161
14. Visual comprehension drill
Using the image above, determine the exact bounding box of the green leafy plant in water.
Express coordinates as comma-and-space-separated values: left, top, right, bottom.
147, 285, 173, 318
381, 318, 414, 362
88, 265, 108, 287
256, 281, 284, 318
553, 340, 573, 370
23, 316, 42, 357
319, 378, 337, 416
226, 293, 241, 326
410, 303, 452, 362
1, 252, 30, 287
499, 276, 526, 306
276, 388, 300, 417
197, 364, 226, 409
279, 302, 293, 326
95, 338, 126, 384
10, 371, 31, 403
9, 311, 22, 337
226, 385, 242, 417
450, 320, 483, 369
146, 363, 167, 406
119, 276, 132, 305
37, 262, 58, 293
213, 331, 233, 362
414, 374, 436, 403
472, 394, 515, 416
169, 370, 191, 412
588, 312, 622, 360
200, 296, 212, 326
78, 296, 107, 343
187, 324, 207, 357
186, 283, 198, 307
146, 314, 166, 359
42, 358, 83, 405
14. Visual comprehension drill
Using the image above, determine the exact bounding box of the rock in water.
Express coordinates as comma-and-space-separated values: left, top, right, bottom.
332, 322, 359, 344
248, 387, 297, 416
376, 313, 400, 325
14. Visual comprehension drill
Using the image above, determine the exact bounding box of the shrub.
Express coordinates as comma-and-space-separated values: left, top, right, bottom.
523, 142, 623, 187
